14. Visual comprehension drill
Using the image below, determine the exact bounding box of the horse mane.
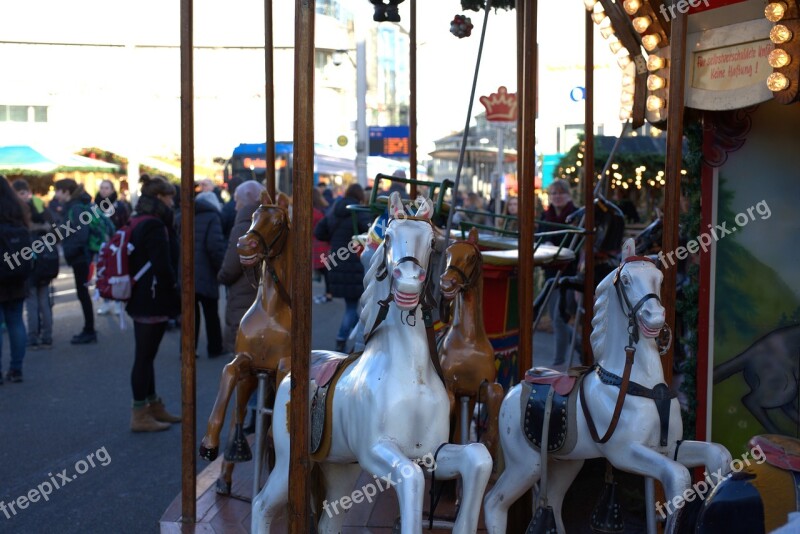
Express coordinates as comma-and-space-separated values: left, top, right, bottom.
358, 239, 389, 337
590, 268, 616, 359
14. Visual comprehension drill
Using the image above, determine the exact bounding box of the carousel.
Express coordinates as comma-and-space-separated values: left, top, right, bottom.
160, 0, 800, 532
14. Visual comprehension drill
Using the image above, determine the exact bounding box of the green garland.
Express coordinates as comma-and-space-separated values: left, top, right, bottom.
677, 120, 702, 440
461, 0, 515, 11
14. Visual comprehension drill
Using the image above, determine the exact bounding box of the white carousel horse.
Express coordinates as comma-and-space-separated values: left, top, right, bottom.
484, 239, 732, 534
252, 192, 492, 534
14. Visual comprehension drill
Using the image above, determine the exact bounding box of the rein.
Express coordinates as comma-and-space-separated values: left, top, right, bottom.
580, 256, 663, 444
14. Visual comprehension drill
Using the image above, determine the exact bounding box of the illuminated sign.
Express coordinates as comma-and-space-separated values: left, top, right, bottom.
369, 126, 410, 157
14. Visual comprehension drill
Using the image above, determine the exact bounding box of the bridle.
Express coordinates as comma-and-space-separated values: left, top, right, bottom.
580, 255, 674, 445
243, 207, 291, 307
363, 215, 445, 383
439, 240, 482, 324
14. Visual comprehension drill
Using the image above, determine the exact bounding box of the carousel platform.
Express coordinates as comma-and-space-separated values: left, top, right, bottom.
160, 440, 489, 533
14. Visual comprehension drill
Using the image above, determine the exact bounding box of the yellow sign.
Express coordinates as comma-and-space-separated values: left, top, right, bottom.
337, 135, 348, 147
692, 40, 772, 91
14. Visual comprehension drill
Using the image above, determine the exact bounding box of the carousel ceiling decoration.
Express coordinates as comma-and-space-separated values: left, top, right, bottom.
765, 1, 800, 103
582, 0, 672, 129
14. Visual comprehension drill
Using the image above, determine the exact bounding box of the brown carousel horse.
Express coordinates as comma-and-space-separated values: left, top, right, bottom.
199, 190, 292, 494
438, 227, 504, 457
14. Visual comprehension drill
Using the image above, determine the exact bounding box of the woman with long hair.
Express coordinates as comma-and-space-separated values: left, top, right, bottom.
0, 175, 31, 383
126, 174, 182, 431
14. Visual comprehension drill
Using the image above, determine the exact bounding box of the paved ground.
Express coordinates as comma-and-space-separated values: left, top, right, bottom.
0, 267, 573, 533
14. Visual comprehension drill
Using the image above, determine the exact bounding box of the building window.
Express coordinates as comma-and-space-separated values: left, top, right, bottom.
0, 105, 48, 123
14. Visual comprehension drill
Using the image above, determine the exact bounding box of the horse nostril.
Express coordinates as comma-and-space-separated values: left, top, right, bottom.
418, 272, 426, 282
393, 268, 402, 279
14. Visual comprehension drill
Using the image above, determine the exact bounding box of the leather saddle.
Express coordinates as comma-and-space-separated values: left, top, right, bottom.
520, 367, 588, 455
310, 350, 360, 460
749, 434, 800, 472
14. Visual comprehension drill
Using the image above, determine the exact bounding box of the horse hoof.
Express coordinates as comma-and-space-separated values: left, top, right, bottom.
215, 478, 231, 496
199, 444, 219, 462
223, 423, 253, 462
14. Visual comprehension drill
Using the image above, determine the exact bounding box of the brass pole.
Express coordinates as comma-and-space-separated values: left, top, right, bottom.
288, 0, 313, 531
179, 0, 196, 522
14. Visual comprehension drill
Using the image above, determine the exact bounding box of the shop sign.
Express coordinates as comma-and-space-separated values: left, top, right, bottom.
692, 40, 772, 92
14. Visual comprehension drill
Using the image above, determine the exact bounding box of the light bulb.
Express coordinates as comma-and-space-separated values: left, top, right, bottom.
621, 92, 634, 105
593, 2, 605, 13
601, 24, 616, 39
770, 25, 793, 44
619, 108, 632, 121
647, 54, 665, 71
584, 0, 597, 10
632, 16, 651, 33
647, 95, 665, 111
647, 74, 666, 90
617, 54, 632, 68
767, 72, 790, 91
623, 0, 641, 15
592, 11, 607, 24
765, 2, 787, 22
642, 34, 661, 51
622, 73, 635, 87
769, 48, 791, 68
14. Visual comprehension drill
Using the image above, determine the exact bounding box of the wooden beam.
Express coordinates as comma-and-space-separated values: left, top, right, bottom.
179, 0, 196, 522
662, 9, 688, 386
288, 0, 313, 531
582, 10, 595, 365
265, 0, 276, 198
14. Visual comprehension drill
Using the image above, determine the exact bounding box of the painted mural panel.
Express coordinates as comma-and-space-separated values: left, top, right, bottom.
711, 101, 800, 455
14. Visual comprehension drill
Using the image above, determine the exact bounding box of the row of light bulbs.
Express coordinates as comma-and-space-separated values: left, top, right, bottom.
764, 2, 796, 93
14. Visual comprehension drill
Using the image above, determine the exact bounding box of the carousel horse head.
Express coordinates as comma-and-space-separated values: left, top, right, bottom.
371, 191, 435, 311
237, 190, 290, 267
440, 226, 482, 305
592, 239, 666, 354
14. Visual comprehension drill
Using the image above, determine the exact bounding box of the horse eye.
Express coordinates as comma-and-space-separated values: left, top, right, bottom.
621, 274, 630, 285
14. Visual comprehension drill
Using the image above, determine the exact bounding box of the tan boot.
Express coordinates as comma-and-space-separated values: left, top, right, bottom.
131, 406, 170, 432
148, 399, 182, 423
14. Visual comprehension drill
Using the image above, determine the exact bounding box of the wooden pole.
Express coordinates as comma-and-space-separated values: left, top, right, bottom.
409, 0, 417, 197
582, 9, 595, 365
662, 9, 688, 387
288, 0, 313, 531
265, 0, 276, 198
518, 0, 536, 379
179, 0, 196, 522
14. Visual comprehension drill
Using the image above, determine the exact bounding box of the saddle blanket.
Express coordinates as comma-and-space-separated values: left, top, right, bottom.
520, 367, 583, 455
310, 350, 360, 461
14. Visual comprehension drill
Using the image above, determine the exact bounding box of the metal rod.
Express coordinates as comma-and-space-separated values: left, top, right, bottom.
593, 121, 629, 199
409, 0, 417, 197
439, 0, 493, 258
645, 477, 657, 534
264, 0, 276, 198
582, 9, 595, 366
288, 0, 314, 531
253, 372, 268, 500
179, 0, 196, 522
460, 396, 470, 444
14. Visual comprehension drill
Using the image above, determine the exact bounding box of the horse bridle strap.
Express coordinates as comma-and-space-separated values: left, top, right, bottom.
613, 257, 660, 345
250, 224, 291, 308
580, 346, 635, 444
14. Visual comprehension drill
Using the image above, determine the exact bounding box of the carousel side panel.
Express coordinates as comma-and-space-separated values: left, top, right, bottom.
709, 101, 800, 455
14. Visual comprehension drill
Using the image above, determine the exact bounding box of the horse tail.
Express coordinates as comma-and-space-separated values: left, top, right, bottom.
713, 352, 748, 384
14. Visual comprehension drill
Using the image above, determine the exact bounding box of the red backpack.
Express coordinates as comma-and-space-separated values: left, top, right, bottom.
95, 215, 156, 301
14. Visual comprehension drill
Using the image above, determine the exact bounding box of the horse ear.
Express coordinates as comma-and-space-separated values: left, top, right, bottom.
415, 197, 434, 220
467, 227, 479, 244
260, 190, 272, 206
621, 238, 636, 261
389, 191, 404, 218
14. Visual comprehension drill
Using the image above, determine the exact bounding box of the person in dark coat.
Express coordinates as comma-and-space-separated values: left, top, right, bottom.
126, 174, 182, 431
0, 175, 30, 383
217, 180, 265, 354
194, 191, 227, 357
221, 177, 243, 240
53, 178, 96, 344
95, 179, 131, 231
314, 183, 370, 352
